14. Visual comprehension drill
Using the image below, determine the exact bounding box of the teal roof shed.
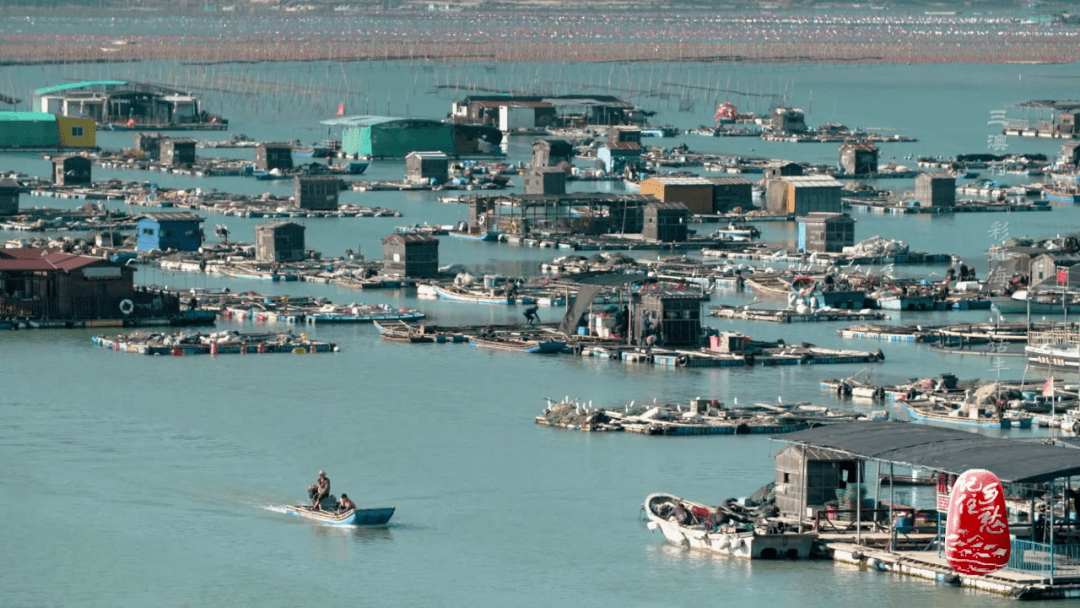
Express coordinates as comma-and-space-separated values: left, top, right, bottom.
322, 116, 455, 158
0, 112, 60, 148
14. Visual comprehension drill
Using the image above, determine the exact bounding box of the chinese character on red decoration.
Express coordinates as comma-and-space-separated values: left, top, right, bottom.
944, 469, 1010, 575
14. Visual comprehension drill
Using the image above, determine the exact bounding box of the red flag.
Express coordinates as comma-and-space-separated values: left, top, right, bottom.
336, 103, 345, 117
1057, 267, 1068, 285
1043, 376, 1055, 397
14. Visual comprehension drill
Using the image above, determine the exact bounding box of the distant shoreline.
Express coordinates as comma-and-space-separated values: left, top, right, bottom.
3, 8, 1079, 66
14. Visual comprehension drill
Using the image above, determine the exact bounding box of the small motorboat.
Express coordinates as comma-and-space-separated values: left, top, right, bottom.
284, 495, 395, 526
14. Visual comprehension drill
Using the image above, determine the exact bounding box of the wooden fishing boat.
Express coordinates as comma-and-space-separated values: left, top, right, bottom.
284, 497, 395, 527
303, 304, 426, 324
898, 399, 1031, 429
990, 290, 1080, 315
644, 493, 817, 559
373, 320, 435, 343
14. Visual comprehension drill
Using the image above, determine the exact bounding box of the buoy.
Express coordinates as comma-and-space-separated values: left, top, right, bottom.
210, 342, 218, 355
119, 299, 134, 315
293, 347, 308, 355
170, 348, 184, 356
257, 343, 266, 354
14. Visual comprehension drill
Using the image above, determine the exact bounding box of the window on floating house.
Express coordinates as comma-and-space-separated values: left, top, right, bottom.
160, 230, 172, 237
142, 228, 155, 235
72, 126, 84, 138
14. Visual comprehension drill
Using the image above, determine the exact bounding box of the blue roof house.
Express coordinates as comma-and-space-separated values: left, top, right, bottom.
136, 213, 205, 252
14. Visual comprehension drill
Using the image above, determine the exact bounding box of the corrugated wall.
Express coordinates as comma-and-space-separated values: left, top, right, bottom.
0, 112, 60, 147
56, 117, 96, 147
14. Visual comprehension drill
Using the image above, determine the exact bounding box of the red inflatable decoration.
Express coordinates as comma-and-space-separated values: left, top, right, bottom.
944, 469, 1011, 575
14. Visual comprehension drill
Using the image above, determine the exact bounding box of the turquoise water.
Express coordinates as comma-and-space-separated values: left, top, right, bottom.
2, 55, 1078, 607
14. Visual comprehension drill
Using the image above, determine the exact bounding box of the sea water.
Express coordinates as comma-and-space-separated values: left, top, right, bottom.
1, 26, 1077, 608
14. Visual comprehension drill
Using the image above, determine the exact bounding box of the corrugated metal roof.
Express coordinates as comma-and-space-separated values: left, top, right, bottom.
645, 201, 690, 210
840, 142, 878, 151
137, 213, 205, 223
776, 420, 1080, 484
33, 81, 129, 96
256, 221, 304, 232
381, 233, 439, 244
0, 178, 21, 189
0, 247, 55, 259
406, 151, 449, 159
646, 176, 714, 186
799, 212, 853, 224
0, 252, 113, 272
319, 115, 406, 127
603, 142, 641, 152
782, 175, 842, 188
706, 176, 752, 186
162, 138, 196, 145
0, 111, 57, 123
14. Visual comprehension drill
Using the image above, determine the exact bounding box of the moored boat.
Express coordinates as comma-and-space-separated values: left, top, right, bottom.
898, 399, 1030, 429
644, 493, 817, 559
471, 335, 566, 353
432, 283, 514, 305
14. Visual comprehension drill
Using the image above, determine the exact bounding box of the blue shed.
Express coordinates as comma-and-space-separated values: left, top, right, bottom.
136, 212, 205, 252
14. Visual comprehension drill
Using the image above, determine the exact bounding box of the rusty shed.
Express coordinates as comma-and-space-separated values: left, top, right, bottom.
763, 161, 804, 183
915, 172, 956, 208
293, 175, 342, 211
255, 221, 306, 263
524, 167, 567, 195
382, 233, 439, 278
160, 138, 196, 167
0, 178, 19, 215
256, 142, 294, 171
839, 142, 879, 176
52, 155, 91, 186
1059, 141, 1080, 166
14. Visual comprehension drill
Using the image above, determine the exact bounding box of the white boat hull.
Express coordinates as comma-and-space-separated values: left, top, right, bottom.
644, 493, 816, 559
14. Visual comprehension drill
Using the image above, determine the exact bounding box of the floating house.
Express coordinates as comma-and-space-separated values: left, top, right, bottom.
763, 160, 804, 183
293, 176, 342, 211
797, 212, 856, 253
767, 107, 808, 134
637, 290, 705, 347
914, 173, 956, 208
531, 139, 574, 169
1058, 141, 1080, 166
451, 94, 644, 129
0, 248, 144, 319
461, 193, 653, 236
382, 233, 440, 278
524, 167, 567, 195
52, 155, 92, 186
0, 178, 19, 215
256, 142, 294, 171
597, 142, 641, 174
839, 142, 879, 176
134, 132, 167, 160
639, 176, 716, 214
405, 151, 450, 185
774, 444, 861, 521
255, 222, 306, 263
136, 213, 205, 252
160, 138, 197, 167
321, 116, 502, 159
607, 126, 642, 145
766, 175, 842, 216
0, 111, 96, 150
642, 202, 689, 242
33, 81, 225, 129
708, 176, 754, 212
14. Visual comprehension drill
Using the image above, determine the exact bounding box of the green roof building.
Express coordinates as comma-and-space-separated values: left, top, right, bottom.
321, 115, 501, 159
0, 112, 60, 148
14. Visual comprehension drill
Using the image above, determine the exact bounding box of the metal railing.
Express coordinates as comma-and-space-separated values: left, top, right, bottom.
1006, 538, 1080, 578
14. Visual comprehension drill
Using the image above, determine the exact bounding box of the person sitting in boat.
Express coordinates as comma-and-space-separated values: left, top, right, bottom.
670, 502, 691, 526
337, 493, 356, 513
312, 471, 331, 510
